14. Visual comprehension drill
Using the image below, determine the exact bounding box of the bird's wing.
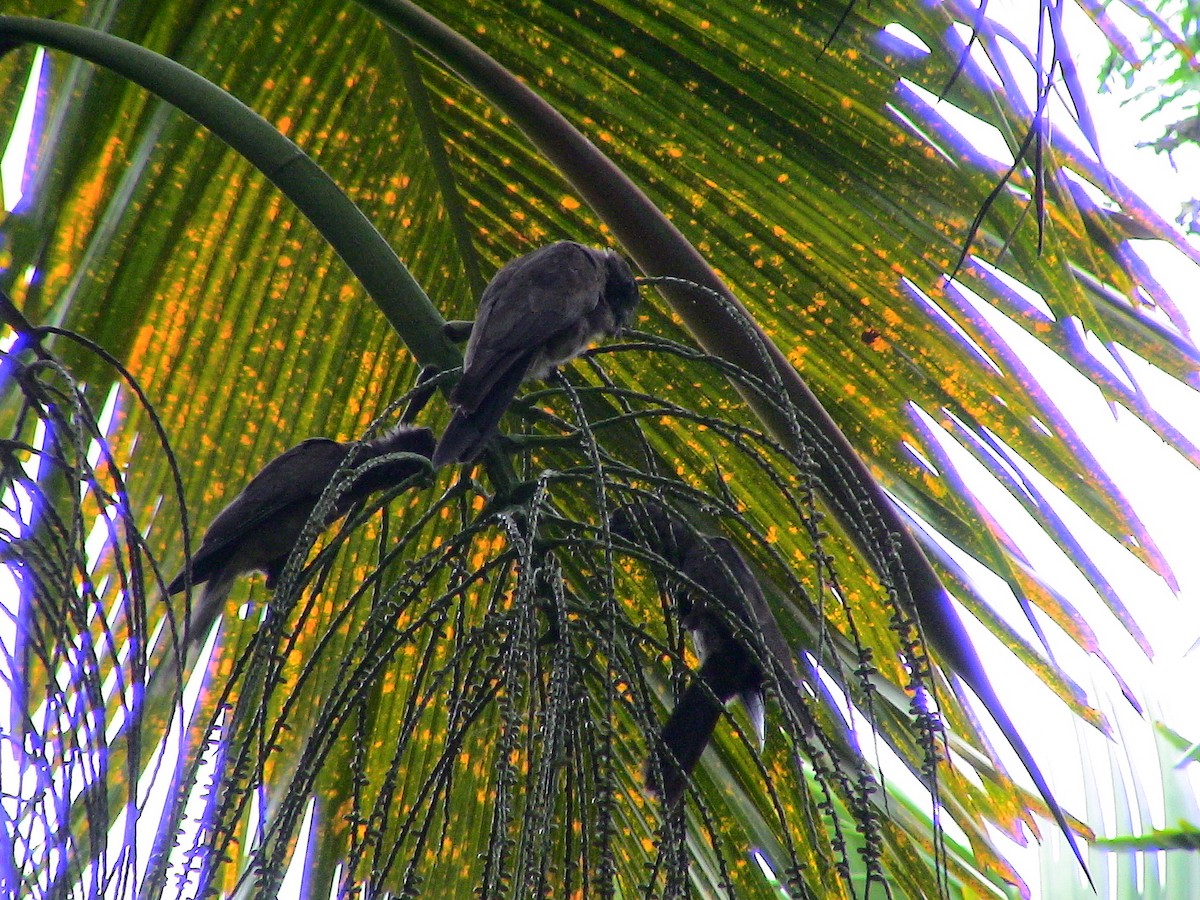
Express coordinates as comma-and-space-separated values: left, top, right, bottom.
168, 438, 347, 591
453, 242, 605, 412
705, 536, 802, 681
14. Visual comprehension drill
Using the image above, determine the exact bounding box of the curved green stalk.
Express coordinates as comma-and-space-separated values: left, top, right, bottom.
0, 15, 458, 373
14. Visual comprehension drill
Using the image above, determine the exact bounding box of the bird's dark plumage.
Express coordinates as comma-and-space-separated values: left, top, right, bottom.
167, 425, 434, 630
610, 501, 793, 805
432, 241, 639, 466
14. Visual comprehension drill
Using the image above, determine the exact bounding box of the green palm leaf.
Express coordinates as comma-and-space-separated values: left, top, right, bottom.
1, 0, 1193, 897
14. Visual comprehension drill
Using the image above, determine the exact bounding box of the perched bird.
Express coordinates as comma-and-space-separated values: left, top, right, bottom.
432, 241, 640, 467
609, 501, 795, 805
166, 425, 435, 644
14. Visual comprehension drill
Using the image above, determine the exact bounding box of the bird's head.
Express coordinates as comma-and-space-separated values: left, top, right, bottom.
350, 425, 436, 494
601, 250, 640, 331
363, 424, 436, 461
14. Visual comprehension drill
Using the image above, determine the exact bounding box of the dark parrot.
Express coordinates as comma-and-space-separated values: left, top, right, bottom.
609, 501, 796, 805
431, 241, 640, 467
166, 425, 435, 645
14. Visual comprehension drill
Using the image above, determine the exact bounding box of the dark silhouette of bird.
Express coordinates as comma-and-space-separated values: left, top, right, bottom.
432, 241, 640, 467
609, 501, 795, 805
166, 425, 434, 646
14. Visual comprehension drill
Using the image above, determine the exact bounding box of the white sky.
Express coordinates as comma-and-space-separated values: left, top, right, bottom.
914, 2, 1200, 894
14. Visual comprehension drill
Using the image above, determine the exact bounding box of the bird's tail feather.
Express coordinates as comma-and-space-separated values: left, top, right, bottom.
146, 571, 236, 708
184, 572, 235, 658
432, 357, 533, 467
739, 688, 766, 748
431, 408, 489, 468
646, 680, 725, 805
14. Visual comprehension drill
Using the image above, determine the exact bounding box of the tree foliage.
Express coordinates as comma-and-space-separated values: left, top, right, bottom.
1093, 0, 1199, 231
1, 0, 1197, 897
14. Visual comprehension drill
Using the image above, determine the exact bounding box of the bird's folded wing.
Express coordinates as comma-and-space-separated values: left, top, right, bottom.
168, 438, 347, 591
453, 243, 605, 412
